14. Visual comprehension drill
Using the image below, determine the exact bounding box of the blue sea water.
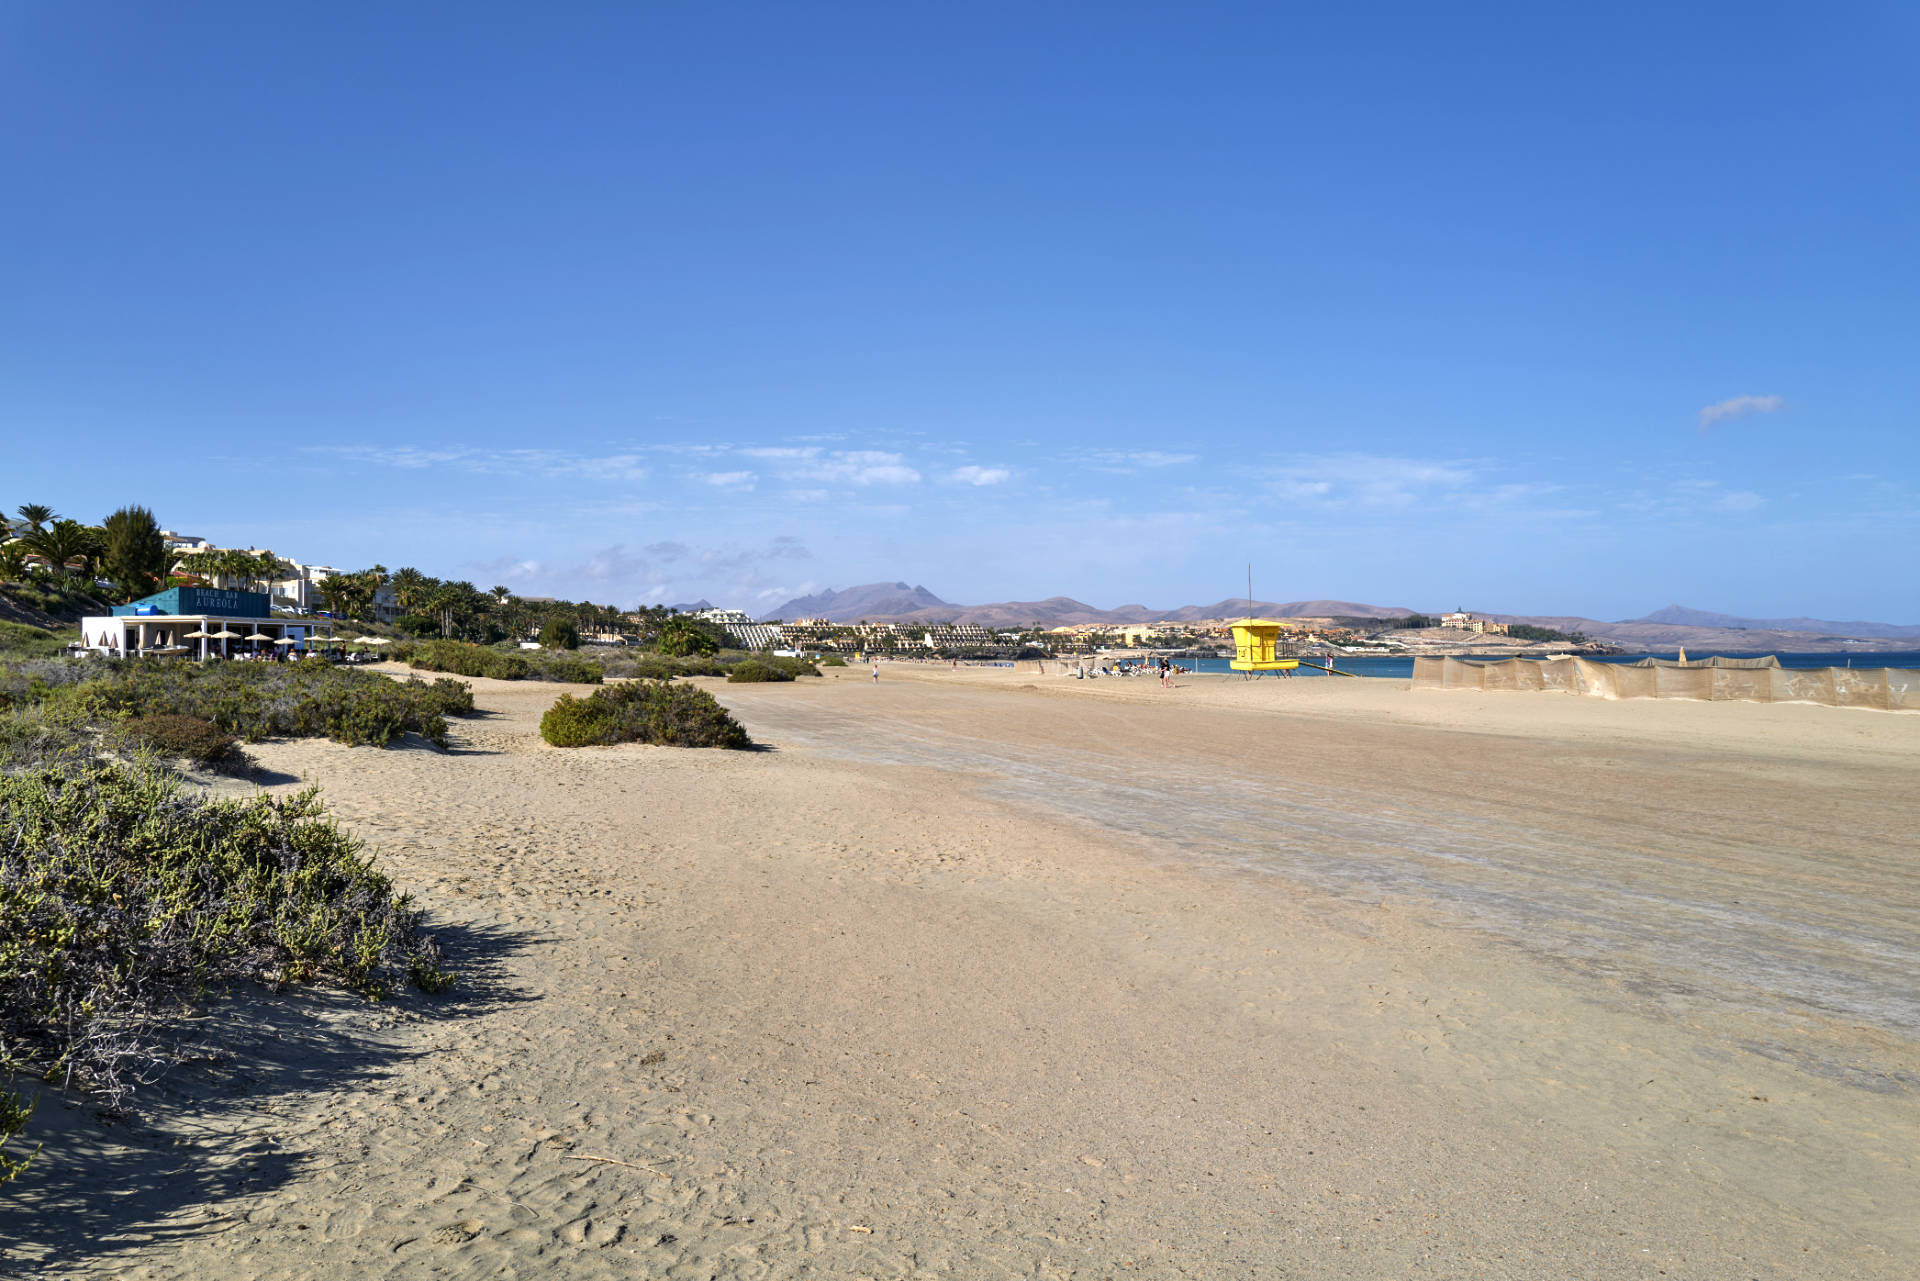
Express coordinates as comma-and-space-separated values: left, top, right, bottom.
1169, 651, 1920, 679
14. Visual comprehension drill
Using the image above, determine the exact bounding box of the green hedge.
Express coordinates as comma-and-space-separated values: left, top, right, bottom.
539, 680, 751, 749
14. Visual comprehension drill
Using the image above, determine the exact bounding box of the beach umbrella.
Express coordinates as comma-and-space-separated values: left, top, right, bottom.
273, 637, 299, 645
211, 628, 242, 639
183, 628, 214, 639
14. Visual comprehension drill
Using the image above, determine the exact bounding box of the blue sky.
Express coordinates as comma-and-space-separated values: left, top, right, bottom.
5, 3, 1915, 621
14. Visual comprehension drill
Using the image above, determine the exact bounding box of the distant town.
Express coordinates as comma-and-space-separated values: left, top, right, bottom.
8, 512, 1911, 659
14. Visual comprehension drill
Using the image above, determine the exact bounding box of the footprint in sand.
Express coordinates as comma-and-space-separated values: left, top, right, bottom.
431, 1219, 483, 1244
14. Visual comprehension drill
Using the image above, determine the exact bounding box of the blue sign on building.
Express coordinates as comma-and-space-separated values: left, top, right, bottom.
111, 586, 272, 618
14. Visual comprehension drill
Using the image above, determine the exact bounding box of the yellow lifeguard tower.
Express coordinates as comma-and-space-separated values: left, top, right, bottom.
1229, 619, 1299, 677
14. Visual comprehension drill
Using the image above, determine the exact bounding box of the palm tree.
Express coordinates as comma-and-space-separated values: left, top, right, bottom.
389, 567, 432, 616
15, 504, 55, 533
491, 585, 512, 605
25, 519, 99, 577
0, 541, 28, 583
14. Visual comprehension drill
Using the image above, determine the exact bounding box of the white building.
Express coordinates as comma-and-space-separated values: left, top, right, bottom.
160, 530, 214, 555
269, 560, 338, 613
724, 622, 784, 650
691, 607, 753, 625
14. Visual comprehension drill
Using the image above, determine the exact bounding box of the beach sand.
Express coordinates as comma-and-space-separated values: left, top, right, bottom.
13, 667, 1918, 1278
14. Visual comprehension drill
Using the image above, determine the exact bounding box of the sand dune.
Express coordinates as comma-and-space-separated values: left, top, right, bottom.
15, 668, 1918, 1278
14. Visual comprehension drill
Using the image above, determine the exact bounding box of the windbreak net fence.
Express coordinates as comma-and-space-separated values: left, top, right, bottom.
1411, 657, 1920, 711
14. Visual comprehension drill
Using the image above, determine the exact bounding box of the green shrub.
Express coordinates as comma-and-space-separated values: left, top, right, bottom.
408, 640, 528, 681
540, 680, 751, 750
725, 659, 794, 683
421, 676, 475, 717
0, 580, 108, 623
15, 658, 463, 748
0, 762, 452, 1102
0, 622, 65, 661
820, 655, 847, 667
539, 616, 581, 650
0, 1087, 35, 1186
115, 714, 240, 766
655, 617, 719, 658
537, 656, 603, 684
536, 693, 618, 747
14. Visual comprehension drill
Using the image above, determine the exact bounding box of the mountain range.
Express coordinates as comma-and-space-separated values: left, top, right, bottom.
1627, 605, 1920, 641
757, 584, 1918, 651
763, 583, 1414, 627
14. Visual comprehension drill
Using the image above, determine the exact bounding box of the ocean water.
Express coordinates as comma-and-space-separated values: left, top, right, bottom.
1165, 651, 1920, 679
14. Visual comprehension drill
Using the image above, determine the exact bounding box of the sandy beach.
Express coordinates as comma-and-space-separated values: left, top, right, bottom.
10, 667, 1918, 1279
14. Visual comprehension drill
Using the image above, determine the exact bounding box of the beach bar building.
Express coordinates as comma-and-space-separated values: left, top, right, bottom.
80, 587, 333, 659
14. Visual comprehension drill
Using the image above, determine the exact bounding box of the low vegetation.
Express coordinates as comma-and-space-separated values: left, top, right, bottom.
0, 646, 477, 1181
0, 580, 108, 625
114, 713, 241, 767
725, 659, 794, 683
1505, 623, 1591, 644
539, 680, 752, 750
401, 639, 606, 683
0, 763, 452, 1111
401, 639, 531, 681
0, 622, 66, 660
90, 660, 468, 748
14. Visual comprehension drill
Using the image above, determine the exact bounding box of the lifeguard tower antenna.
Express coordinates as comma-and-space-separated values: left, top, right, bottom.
1228, 567, 1355, 679
1228, 564, 1299, 679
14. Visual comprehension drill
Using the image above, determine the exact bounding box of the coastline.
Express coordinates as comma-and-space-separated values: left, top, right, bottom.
19, 668, 1919, 1278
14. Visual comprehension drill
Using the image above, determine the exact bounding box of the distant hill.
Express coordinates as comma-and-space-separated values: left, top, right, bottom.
1159, 598, 1416, 622
1630, 605, 1920, 640
763, 582, 953, 622
762, 584, 1415, 627
1484, 609, 1919, 653
668, 599, 714, 613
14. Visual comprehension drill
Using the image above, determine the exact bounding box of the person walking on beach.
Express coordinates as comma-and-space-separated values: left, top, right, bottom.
1159, 656, 1174, 689
871, 663, 880, 683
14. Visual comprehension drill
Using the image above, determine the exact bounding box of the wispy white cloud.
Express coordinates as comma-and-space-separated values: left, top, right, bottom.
737, 446, 820, 460
703, 470, 757, 489
948, 465, 1011, 486
1713, 490, 1764, 513
1090, 449, 1198, 472
306, 444, 650, 481
1699, 394, 1785, 430
797, 450, 921, 486
1263, 454, 1474, 509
